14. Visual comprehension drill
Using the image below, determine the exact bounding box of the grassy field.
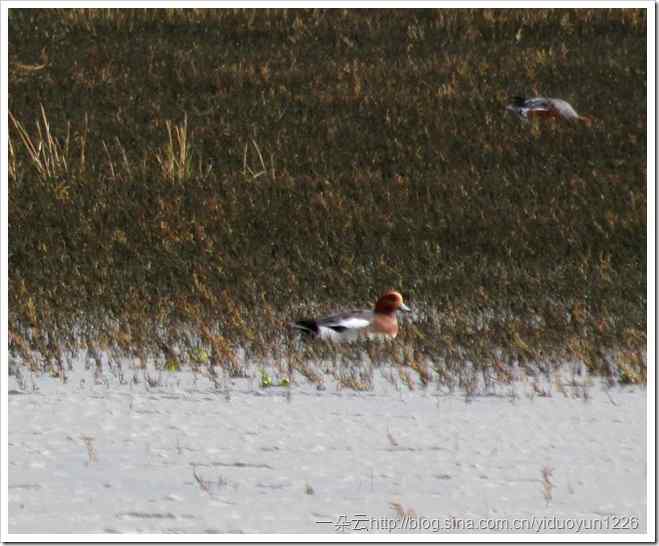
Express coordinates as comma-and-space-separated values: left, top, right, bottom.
8, 8, 647, 389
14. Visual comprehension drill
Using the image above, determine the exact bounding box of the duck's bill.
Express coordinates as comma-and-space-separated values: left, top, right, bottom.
400, 303, 412, 312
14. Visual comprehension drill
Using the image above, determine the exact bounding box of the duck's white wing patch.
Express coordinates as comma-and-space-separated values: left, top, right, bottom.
318, 326, 361, 341
525, 98, 552, 109
316, 317, 371, 340
330, 317, 371, 330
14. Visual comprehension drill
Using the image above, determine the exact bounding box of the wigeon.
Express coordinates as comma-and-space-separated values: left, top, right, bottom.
506, 96, 593, 125
292, 290, 412, 341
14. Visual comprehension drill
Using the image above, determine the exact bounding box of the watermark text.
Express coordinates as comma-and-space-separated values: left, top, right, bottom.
316, 513, 641, 533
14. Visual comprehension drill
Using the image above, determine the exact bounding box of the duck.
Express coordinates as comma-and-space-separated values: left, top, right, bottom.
292, 290, 411, 341
506, 96, 593, 125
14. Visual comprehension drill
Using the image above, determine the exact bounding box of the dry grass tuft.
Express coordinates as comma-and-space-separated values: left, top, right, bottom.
542, 465, 554, 506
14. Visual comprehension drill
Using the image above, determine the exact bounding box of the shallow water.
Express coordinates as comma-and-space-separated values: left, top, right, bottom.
7, 362, 647, 535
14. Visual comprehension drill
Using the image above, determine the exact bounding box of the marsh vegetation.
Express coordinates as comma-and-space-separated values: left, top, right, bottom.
8, 8, 647, 389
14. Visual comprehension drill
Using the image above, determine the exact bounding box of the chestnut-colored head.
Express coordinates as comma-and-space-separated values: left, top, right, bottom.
374, 290, 411, 315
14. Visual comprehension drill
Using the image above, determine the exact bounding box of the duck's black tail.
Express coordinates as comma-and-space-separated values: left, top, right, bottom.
291, 320, 319, 337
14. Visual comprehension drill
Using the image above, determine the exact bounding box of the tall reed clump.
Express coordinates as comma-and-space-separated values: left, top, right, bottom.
9, 8, 646, 386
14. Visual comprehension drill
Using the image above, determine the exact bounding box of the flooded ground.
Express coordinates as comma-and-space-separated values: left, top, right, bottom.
7, 361, 647, 535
